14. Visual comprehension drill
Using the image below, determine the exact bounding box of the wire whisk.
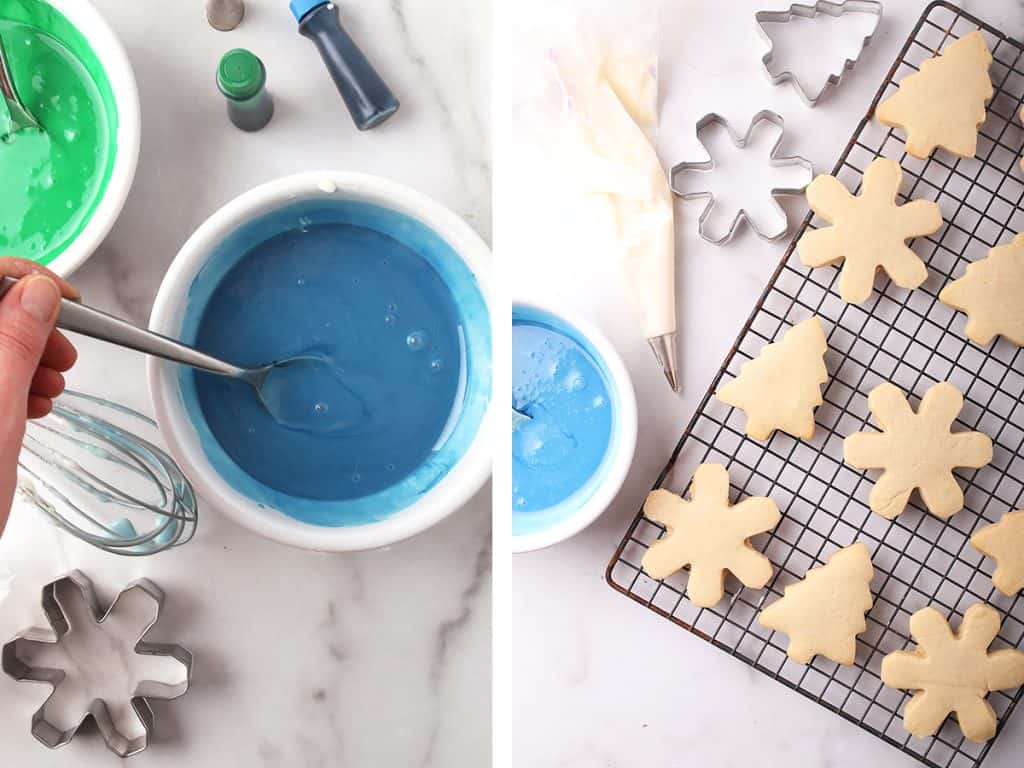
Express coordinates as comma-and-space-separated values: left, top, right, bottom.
17, 390, 197, 556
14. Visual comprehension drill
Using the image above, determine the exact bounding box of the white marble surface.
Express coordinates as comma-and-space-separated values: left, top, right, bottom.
0, 0, 491, 765
502, 1, 1024, 766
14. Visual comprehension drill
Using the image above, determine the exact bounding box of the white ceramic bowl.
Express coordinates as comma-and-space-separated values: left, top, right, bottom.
148, 172, 494, 551
36, 0, 141, 277
511, 299, 638, 553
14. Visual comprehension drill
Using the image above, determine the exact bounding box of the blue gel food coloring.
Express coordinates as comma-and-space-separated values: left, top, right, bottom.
179, 199, 490, 527
512, 307, 614, 535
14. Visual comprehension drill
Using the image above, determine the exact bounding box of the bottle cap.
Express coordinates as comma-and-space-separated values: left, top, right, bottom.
217, 49, 266, 101
289, 0, 328, 22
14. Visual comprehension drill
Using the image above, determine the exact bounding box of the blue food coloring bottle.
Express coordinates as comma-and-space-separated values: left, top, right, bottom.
289, 0, 400, 130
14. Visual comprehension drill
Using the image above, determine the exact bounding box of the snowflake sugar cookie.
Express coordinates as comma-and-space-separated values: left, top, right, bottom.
716, 317, 829, 441
940, 232, 1024, 347
877, 30, 993, 159
971, 510, 1024, 596
843, 382, 993, 520
642, 463, 781, 608
797, 158, 942, 304
881, 604, 1024, 743
759, 542, 874, 666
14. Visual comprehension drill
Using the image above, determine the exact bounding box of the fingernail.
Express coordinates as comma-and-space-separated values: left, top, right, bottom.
20, 275, 60, 323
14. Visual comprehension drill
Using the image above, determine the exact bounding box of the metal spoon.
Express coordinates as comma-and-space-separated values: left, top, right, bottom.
0, 34, 41, 136
512, 406, 532, 430
0, 276, 360, 433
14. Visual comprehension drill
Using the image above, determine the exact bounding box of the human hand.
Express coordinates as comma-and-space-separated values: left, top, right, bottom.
0, 257, 79, 537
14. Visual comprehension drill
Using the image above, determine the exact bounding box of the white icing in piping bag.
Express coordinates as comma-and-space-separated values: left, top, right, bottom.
557, 53, 679, 391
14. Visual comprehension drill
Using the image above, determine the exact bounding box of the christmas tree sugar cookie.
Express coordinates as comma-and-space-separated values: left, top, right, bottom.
877, 31, 993, 159
844, 382, 992, 520
971, 510, 1024, 596
758, 542, 874, 665
642, 463, 780, 608
797, 158, 942, 304
881, 604, 1024, 743
940, 233, 1024, 347
716, 317, 829, 441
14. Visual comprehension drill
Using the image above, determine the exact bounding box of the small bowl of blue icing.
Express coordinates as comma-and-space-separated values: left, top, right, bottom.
512, 300, 637, 553
149, 172, 493, 551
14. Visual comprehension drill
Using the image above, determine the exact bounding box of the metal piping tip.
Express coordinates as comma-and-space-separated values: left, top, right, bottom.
207, 0, 245, 31
648, 333, 680, 393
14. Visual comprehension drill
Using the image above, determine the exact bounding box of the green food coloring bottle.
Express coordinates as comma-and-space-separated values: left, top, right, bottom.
217, 48, 274, 131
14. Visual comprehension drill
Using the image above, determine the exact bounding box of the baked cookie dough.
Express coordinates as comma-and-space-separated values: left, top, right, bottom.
758, 542, 875, 666
877, 30, 993, 159
716, 317, 829, 441
971, 510, 1024, 596
881, 604, 1024, 743
844, 382, 993, 520
642, 463, 780, 608
798, 158, 942, 304
940, 232, 1024, 347
1020, 105, 1024, 171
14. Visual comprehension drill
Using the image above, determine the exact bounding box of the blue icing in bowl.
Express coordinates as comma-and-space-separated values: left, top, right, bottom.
512, 305, 620, 537
177, 199, 490, 527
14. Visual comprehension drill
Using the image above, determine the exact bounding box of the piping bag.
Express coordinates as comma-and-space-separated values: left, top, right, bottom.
554, 45, 679, 391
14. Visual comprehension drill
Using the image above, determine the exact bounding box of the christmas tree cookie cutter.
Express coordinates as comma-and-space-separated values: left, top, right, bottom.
755, 1, 884, 107
671, 111, 814, 245
1, 571, 193, 757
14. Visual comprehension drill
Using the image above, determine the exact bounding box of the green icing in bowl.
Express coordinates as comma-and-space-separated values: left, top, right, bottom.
0, 0, 118, 265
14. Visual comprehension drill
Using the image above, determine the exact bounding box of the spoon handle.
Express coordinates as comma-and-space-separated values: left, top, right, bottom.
0, 34, 19, 105
0, 276, 245, 377
0, 34, 39, 133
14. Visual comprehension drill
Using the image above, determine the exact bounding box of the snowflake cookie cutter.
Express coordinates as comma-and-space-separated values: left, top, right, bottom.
1, 570, 193, 757
755, 1, 884, 106
671, 111, 814, 245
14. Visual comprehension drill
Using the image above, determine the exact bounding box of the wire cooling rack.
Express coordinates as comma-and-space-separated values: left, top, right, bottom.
607, 4, 1024, 767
